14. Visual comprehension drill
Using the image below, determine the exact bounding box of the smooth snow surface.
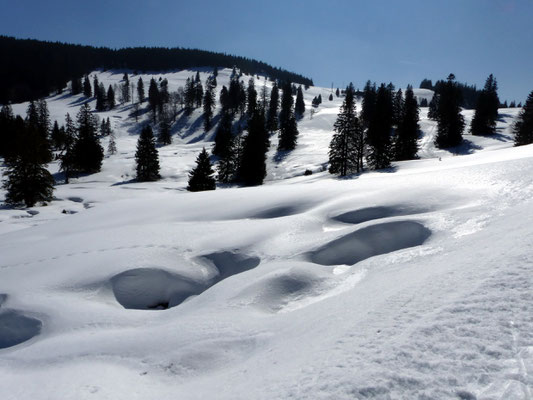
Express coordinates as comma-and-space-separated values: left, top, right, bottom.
1, 68, 532, 399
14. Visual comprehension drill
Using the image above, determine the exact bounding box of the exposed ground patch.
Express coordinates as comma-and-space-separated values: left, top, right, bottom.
308, 221, 431, 266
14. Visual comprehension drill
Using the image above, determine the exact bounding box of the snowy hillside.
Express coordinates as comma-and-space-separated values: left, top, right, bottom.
1, 69, 532, 399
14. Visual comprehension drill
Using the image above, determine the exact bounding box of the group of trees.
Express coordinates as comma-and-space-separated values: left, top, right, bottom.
328, 81, 420, 176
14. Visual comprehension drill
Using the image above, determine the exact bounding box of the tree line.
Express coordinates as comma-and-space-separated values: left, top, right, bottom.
0, 35, 313, 104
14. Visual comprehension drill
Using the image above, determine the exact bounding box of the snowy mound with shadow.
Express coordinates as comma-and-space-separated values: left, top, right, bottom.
0, 308, 42, 349
308, 221, 431, 266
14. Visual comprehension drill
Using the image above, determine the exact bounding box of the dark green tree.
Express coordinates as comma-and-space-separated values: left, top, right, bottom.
83, 75, 92, 97
514, 91, 533, 146
122, 73, 130, 103
137, 77, 145, 104
239, 109, 269, 185
187, 147, 216, 191
59, 113, 77, 183
107, 85, 115, 109
73, 103, 103, 173
148, 78, 160, 121
361, 80, 377, 127
295, 85, 305, 119
203, 85, 215, 131
266, 82, 279, 132
471, 74, 500, 135
366, 83, 393, 169
278, 81, 298, 151
135, 125, 160, 181
394, 85, 419, 160
328, 83, 364, 176
158, 107, 172, 145
246, 77, 257, 117
434, 74, 465, 148
96, 83, 107, 111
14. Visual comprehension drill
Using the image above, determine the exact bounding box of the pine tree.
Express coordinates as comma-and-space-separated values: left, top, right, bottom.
148, 78, 160, 122
278, 81, 298, 151
107, 85, 115, 109
361, 81, 377, 127
158, 106, 172, 145
135, 125, 160, 181
2, 120, 54, 207
73, 103, 103, 173
107, 130, 117, 155
428, 95, 439, 120
392, 89, 404, 127
328, 83, 364, 176
26, 100, 52, 163
514, 91, 533, 146
59, 113, 77, 183
187, 147, 216, 191
93, 76, 100, 98
51, 120, 66, 150
96, 83, 107, 111
434, 74, 465, 148
184, 77, 196, 114
213, 110, 233, 157
246, 78, 257, 117
266, 82, 279, 132
137, 77, 145, 104
219, 85, 230, 112
394, 85, 419, 160
0, 104, 15, 158
366, 83, 393, 169
336, 88, 340, 97
329, 93, 333, 101
83, 75, 92, 97
122, 73, 130, 103
71, 77, 82, 95
239, 109, 269, 186
203, 85, 215, 131
471, 74, 500, 135
195, 77, 204, 109
295, 85, 305, 119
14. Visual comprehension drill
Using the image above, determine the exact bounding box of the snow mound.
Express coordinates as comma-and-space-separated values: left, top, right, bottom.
0, 310, 42, 349
238, 268, 326, 312
331, 205, 430, 225
198, 251, 260, 282
110, 268, 205, 310
308, 221, 431, 266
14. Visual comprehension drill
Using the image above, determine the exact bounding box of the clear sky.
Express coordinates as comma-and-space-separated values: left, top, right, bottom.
1, 0, 533, 102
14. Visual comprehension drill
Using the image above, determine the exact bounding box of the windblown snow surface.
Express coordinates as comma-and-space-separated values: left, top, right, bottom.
1, 69, 532, 399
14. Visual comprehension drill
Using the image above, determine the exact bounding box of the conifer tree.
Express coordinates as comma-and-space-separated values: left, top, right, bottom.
83, 75, 92, 97
96, 83, 107, 111
122, 73, 130, 103
394, 85, 419, 161
213, 110, 233, 157
295, 85, 305, 119
158, 107, 172, 145
2, 120, 54, 207
239, 109, 269, 185
137, 77, 145, 104
107, 85, 115, 109
71, 77, 82, 95
366, 83, 393, 169
219, 85, 230, 112
73, 103, 103, 173
278, 81, 299, 151
392, 89, 404, 127
361, 81, 377, 127
148, 78, 160, 121
471, 74, 500, 135
0, 104, 15, 158
93, 76, 100, 98
195, 77, 204, 109
203, 85, 215, 131
26, 100, 52, 163
59, 113, 77, 183
184, 77, 196, 114
107, 130, 117, 155
266, 83, 279, 132
336, 88, 340, 97
428, 95, 439, 120
434, 74, 465, 148
514, 90, 533, 146
329, 93, 333, 101
328, 83, 364, 176
51, 120, 66, 150
246, 78, 257, 118
187, 147, 216, 191
135, 125, 160, 181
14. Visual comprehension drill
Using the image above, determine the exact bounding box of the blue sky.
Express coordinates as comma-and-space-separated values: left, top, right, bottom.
1, 0, 533, 102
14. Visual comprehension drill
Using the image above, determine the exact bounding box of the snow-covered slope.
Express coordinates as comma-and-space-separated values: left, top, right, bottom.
1, 69, 532, 399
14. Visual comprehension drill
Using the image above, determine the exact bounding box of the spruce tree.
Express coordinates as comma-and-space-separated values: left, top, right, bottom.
366, 83, 393, 169
514, 91, 533, 146
213, 110, 233, 157
73, 103, 103, 173
148, 78, 160, 121
51, 120, 66, 150
107, 130, 117, 155
328, 83, 364, 176
278, 81, 298, 151
195, 78, 204, 109
361, 81, 377, 127
329, 93, 333, 101
392, 89, 404, 127
3, 120, 54, 207
246, 78, 257, 118
394, 85, 419, 161
59, 113, 77, 183
266, 83, 279, 132
96, 83, 107, 111
336, 88, 340, 97
184, 77, 196, 114
239, 109, 269, 186
203, 85, 215, 131
107, 85, 115, 110
71, 77, 82, 95
83, 75, 92, 97
137, 77, 145, 104
0, 104, 15, 158
26, 100, 52, 163
122, 73, 130, 103
93, 76, 100, 98
295, 85, 305, 119
471, 74, 500, 135
187, 147, 216, 191
219, 85, 230, 112
158, 107, 172, 145
434, 74, 465, 148
135, 125, 160, 181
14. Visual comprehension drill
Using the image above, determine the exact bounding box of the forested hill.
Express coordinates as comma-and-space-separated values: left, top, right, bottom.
0, 36, 314, 104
